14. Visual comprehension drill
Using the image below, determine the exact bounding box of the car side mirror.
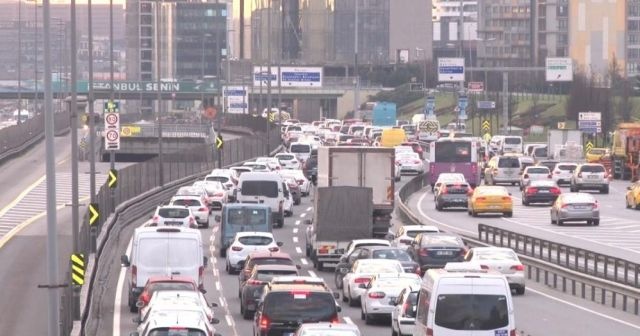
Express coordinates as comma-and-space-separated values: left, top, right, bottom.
277, 242, 284, 247
136, 300, 145, 308
384, 233, 394, 240
200, 287, 207, 294
389, 298, 398, 306
203, 256, 209, 267
210, 317, 220, 324
358, 283, 367, 289
304, 219, 312, 225
215, 215, 221, 222
120, 255, 130, 267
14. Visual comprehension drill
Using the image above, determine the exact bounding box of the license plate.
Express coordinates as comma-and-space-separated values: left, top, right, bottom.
588, 175, 599, 179
539, 190, 549, 193
489, 205, 501, 209
436, 250, 453, 256
166, 221, 182, 225
573, 205, 589, 210
284, 333, 295, 336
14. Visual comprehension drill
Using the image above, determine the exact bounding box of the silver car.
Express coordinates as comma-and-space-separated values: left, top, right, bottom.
463, 247, 526, 295
570, 163, 610, 194
550, 192, 600, 226
552, 162, 577, 186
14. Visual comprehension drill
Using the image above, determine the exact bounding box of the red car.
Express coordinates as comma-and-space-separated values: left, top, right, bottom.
137, 275, 201, 310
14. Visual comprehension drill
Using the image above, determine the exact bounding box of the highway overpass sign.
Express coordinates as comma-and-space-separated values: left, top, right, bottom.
546, 57, 573, 82
438, 58, 465, 82
280, 67, 323, 87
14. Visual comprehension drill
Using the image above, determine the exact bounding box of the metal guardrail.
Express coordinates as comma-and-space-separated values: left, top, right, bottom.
396, 174, 640, 317
0, 111, 70, 162
477, 224, 640, 288
59, 130, 281, 336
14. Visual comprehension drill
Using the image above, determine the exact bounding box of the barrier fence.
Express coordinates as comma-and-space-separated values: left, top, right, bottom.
59, 129, 280, 335
396, 173, 640, 317
0, 111, 70, 162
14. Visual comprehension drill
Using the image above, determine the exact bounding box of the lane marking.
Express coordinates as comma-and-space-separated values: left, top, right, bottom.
527, 287, 640, 330
293, 236, 299, 243
300, 213, 307, 218
306, 207, 312, 211
215, 281, 221, 291
293, 228, 299, 234
344, 317, 355, 325
112, 236, 134, 336
219, 297, 227, 307
308, 270, 318, 278
295, 246, 302, 254
295, 220, 300, 226
300, 258, 308, 265
0, 175, 46, 218
225, 314, 234, 327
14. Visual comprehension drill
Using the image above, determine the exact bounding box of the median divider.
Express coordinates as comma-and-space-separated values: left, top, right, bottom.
396, 173, 640, 316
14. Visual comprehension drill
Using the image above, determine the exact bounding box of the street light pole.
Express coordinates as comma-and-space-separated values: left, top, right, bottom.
34, 0, 39, 115
156, 0, 164, 185
69, 0, 80, 319
17, 0, 22, 122
109, 0, 115, 210
266, 3, 272, 154
353, 0, 360, 118
87, 0, 97, 238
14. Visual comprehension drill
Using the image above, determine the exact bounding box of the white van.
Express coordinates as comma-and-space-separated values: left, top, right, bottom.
237, 172, 286, 228
500, 136, 523, 154
413, 265, 516, 336
289, 142, 313, 163
121, 226, 207, 313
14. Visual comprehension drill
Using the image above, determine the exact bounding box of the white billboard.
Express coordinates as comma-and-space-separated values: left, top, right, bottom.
279, 67, 323, 87
546, 57, 573, 82
438, 57, 465, 82
223, 86, 249, 114
252, 66, 278, 87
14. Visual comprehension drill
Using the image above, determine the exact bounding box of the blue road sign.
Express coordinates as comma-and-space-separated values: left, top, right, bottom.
477, 101, 496, 109
458, 96, 468, 120
425, 96, 436, 117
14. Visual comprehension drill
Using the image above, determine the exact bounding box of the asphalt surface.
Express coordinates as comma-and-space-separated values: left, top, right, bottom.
0, 131, 237, 335
91, 175, 640, 336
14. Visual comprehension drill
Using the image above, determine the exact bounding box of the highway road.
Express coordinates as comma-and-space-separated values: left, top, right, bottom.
88, 175, 640, 336
0, 131, 237, 335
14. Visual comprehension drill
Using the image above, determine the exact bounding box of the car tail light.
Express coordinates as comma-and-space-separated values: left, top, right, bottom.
188, 217, 196, 228
550, 187, 561, 195
480, 265, 489, 270
510, 330, 517, 336
318, 248, 329, 254
502, 196, 511, 201
131, 265, 137, 287
561, 203, 570, 209
414, 160, 422, 164
511, 264, 525, 271
459, 248, 467, 257
198, 207, 207, 212
439, 187, 448, 195
526, 187, 538, 195
296, 179, 304, 185
268, 247, 279, 252
492, 169, 498, 175
554, 171, 561, 174
414, 265, 422, 275
354, 277, 371, 284
247, 279, 264, 285
592, 201, 600, 210
395, 160, 401, 165
231, 246, 243, 251
259, 315, 270, 331
427, 328, 434, 336
476, 197, 486, 202
419, 248, 429, 257
368, 291, 386, 299
151, 215, 159, 224
330, 314, 340, 324
139, 291, 150, 305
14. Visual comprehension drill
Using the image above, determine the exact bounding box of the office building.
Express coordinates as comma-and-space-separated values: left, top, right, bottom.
532, 0, 569, 66
333, 0, 390, 65
432, 0, 478, 65
389, 0, 432, 64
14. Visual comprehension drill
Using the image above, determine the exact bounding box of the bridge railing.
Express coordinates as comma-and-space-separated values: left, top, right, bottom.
0, 111, 70, 162
395, 174, 640, 317
114, 123, 213, 138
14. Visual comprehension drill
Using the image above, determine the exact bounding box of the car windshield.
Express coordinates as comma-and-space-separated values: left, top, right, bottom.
355, 263, 401, 273
148, 282, 196, 296
557, 164, 576, 171
589, 149, 606, 155
205, 176, 229, 184
504, 137, 521, 144
406, 229, 438, 238
422, 235, 463, 247
527, 167, 549, 174
372, 249, 413, 262
291, 144, 311, 153
238, 236, 273, 246
476, 187, 507, 196
241, 181, 278, 197
227, 208, 268, 226
563, 194, 595, 204
255, 270, 298, 282
248, 258, 294, 269
148, 328, 206, 336
158, 208, 190, 218
533, 147, 548, 157
498, 157, 520, 168
530, 180, 556, 187
176, 187, 201, 196
277, 154, 295, 160
171, 199, 202, 207
475, 250, 518, 261
581, 165, 605, 173
263, 292, 336, 321
434, 294, 509, 330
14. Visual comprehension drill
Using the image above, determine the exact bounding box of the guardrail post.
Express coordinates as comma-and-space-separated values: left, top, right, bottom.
604, 257, 609, 281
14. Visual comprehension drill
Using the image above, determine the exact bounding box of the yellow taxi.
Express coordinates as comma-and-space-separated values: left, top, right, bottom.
467, 185, 513, 217
380, 128, 406, 148
585, 148, 609, 163
625, 181, 640, 209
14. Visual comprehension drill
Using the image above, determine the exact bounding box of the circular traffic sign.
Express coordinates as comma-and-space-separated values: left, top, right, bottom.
121, 127, 131, 136
105, 113, 119, 125
106, 130, 119, 142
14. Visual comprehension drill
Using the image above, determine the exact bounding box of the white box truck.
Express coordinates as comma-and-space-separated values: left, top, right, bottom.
317, 146, 395, 238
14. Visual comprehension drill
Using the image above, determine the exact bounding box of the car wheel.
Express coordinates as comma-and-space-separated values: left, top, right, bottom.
335, 273, 344, 290
592, 219, 600, 226
504, 212, 513, 218
348, 289, 359, 307
522, 199, 529, 206
570, 185, 576, 192
342, 287, 349, 303
361, 307, 366, 321
601, 186, 609, 194
316, 261, 325, 272
278, 219, 284, 228
626, 198, 632, 209
435, 203, 442, 211
128, 293, 138, 313
242, 306, 253, 320
392, 325, 399, 336
219, 248, 226, 258
471, 210, 478, 217
305, 245, 311, 257
515, 287, 525, 295
203, 219, 210, 229
558, 219, 564, 226
225, 261, 231, 274
511, 182, 517, 186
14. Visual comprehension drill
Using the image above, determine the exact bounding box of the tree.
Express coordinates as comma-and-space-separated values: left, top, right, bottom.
566, 68, 591, 121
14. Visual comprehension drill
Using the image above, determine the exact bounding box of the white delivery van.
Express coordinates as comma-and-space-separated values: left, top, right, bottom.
414, 264, 516, 336
500, 136, 523, 154
237, 172, 286, 228
121, 226, 207, 313
289, 142, 313, 163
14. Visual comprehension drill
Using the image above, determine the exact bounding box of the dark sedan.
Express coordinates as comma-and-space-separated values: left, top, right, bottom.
522, 180, 561, 205
334, 246, 421, 289
239, 264, 299, 319
407, 233, 467, 272
435, 182, 472, 210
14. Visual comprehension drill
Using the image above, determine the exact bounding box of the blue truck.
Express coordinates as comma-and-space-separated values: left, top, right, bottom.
372, 102, 397, 127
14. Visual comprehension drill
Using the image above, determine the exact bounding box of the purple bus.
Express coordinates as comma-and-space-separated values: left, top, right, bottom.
429, 138, 481, 188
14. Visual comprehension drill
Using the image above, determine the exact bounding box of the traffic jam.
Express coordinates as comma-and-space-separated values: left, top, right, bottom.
119, 111, 635, 336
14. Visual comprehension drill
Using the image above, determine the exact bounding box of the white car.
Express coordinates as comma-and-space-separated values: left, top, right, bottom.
278, 169, 312, 196
242, 161, 270, 172
150, 205, 197, 228
361, 273, 421, 324
225, 232, 283, 274
274, 153, 301, 170
193, 180, 228, 210
394, 146, 414, 155
295, 323, 361, 336
391, 284, 419, 336
396, 152, 425, 174
175, 186, 209, 208
519, 165, 551, 190
432, 173, 467, 198
390, 225, 440, 248
552, 162, 577, 186
255, 157, 282, 171
230, 166, 252, 177
137, 290, 216, 329
135, 306, 219, 336
344, 239, 391, 257
169, 196, 210, 228
341, 259, 404, 307
283, 183, 294, 217
463, 247, 526, 294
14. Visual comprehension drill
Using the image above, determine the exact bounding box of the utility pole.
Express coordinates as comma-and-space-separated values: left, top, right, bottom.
17, 0, 22, 123
156, 1, 164, 185
35, 0, 39, 116
266, 4, 272, 154
353, 0, 360, 118
42, 0, 61, 334
216, 27, 222, 168
109, 0, 115, 210
69, 0, 80, 319
87, 0, 97, 251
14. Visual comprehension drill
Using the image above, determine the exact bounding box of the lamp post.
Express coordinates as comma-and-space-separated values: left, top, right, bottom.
17, 0, 22, 122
